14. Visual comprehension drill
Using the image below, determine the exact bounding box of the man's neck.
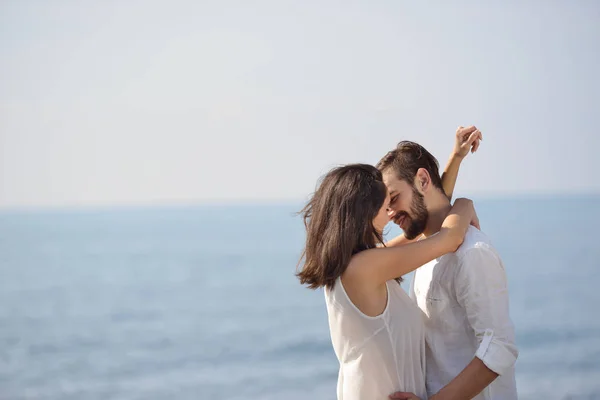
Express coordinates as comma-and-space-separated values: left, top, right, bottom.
422, 192, 452, 238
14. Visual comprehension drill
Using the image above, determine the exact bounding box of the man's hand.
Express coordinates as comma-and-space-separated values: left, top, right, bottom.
389, 392, 421, 400
453, 126, 482, 159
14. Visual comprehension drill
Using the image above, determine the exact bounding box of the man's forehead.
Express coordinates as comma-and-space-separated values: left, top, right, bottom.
388, 186, 403, 196
383, 173, 410, 193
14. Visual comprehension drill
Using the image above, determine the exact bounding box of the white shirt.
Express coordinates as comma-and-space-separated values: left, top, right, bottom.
325, 277, 428, 400
410, 227, 518, 400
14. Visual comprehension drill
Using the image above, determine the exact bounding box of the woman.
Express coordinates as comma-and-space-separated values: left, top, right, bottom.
296, 129, 481, 399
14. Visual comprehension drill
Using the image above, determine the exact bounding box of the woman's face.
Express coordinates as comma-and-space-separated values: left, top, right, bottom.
373, 190, 391, 234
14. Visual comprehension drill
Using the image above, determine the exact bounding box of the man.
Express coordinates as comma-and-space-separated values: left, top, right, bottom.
380, 130, 518, 400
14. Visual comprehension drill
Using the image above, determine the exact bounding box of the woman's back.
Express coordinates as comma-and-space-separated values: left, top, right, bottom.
325, 277, 427, 400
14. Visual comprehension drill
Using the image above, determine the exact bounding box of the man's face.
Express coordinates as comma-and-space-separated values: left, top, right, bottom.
382, 171, 429, 240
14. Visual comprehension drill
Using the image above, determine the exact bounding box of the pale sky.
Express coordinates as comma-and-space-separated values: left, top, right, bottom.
1, 1, 598, 208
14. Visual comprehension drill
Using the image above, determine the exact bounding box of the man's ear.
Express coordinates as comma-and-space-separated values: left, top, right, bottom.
414, 168, 432, 194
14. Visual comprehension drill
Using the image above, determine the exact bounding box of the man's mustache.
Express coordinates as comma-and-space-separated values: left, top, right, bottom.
393, 212, 410, 224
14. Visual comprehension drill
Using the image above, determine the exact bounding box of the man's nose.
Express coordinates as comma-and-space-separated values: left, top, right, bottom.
387, 208, 395, 217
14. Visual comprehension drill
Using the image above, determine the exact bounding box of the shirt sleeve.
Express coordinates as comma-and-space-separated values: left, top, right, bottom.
455, 244, 519, 376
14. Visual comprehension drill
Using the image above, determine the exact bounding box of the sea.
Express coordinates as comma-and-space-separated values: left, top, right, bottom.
1, 195, 599, 400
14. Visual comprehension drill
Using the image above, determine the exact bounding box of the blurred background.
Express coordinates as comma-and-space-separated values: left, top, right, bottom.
1, 1, 599, 399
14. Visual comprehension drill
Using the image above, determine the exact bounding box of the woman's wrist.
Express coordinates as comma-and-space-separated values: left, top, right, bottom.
450, 151, 465, 162
439, 227, 462, 252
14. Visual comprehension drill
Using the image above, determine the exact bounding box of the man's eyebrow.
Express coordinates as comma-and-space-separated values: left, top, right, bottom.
389, 190, 397, 196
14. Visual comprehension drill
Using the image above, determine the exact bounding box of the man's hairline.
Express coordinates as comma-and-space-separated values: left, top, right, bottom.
380, 165, 446, 196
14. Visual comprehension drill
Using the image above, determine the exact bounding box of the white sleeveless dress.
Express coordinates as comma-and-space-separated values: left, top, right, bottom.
325, 277, 428, 400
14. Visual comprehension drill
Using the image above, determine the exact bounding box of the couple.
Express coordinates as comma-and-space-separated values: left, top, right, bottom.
297, 126, 518, 400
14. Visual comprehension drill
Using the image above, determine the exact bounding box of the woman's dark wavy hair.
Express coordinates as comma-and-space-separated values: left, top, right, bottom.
296, 164, 387, 289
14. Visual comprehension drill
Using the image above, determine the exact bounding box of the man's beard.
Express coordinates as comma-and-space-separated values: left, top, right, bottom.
395, 186, 429, 240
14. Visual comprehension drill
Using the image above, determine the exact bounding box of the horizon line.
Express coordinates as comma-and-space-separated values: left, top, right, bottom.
1, 191, 599, 214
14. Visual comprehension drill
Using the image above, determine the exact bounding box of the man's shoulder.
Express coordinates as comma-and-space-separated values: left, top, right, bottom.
455, 226, 498, 260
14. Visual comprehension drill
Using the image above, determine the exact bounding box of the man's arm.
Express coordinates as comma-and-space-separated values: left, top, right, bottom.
430, 358, 498, 400
430, 246, 518, 400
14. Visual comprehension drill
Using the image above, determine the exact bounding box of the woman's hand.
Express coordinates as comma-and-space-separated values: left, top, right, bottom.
440, 198, 476, 251
453, 126, 482, 159
442, 125, 482, 201
470, 208, 480, 230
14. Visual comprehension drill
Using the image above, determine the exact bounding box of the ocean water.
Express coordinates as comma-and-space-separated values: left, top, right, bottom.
1, 195, 599, 400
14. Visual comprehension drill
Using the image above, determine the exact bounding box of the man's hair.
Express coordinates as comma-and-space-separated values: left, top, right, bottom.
376, 141, 444, 191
